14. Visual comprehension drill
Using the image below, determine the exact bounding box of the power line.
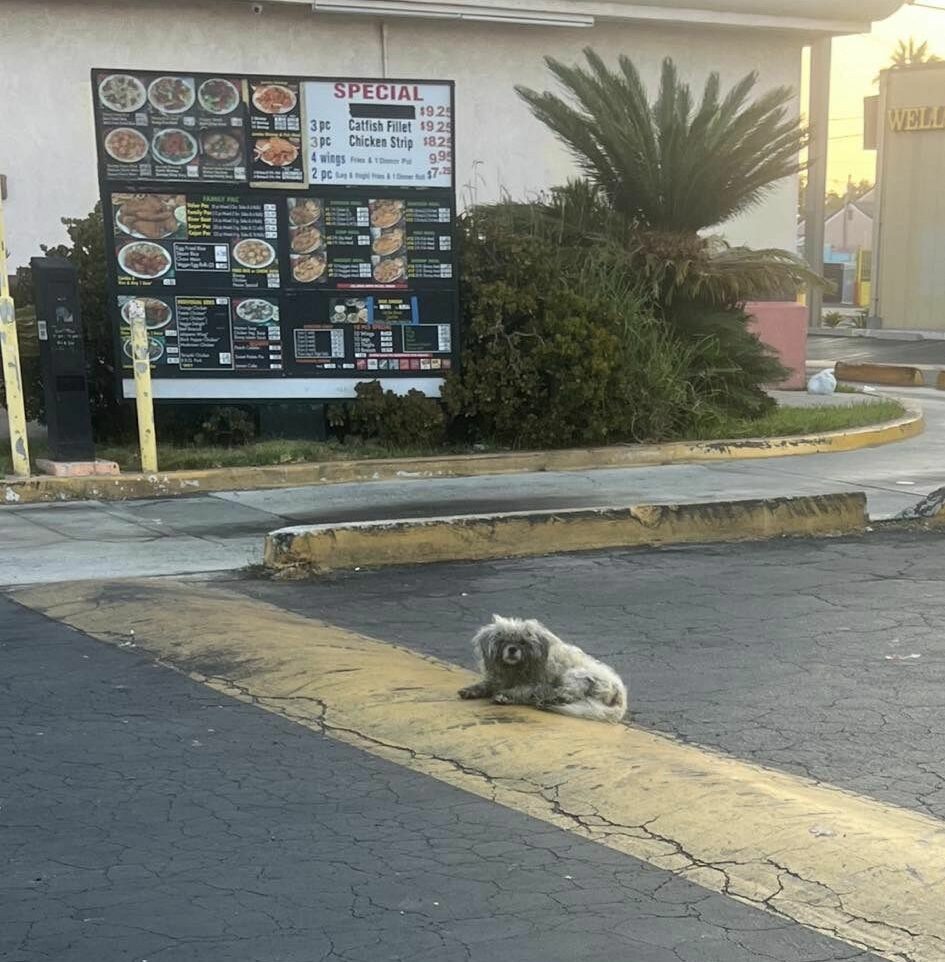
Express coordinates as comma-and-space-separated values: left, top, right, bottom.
909, 1, 945, 10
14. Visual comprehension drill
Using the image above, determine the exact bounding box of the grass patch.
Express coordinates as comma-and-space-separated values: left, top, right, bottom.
95, 438, 473, 473
689, 398, 906, 440
0, 398, 907, 476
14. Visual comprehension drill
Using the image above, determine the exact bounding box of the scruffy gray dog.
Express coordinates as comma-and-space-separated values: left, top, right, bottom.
458, 615, 627, 723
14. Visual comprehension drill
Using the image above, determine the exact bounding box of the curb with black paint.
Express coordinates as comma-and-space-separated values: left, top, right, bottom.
263, 493, 869, 575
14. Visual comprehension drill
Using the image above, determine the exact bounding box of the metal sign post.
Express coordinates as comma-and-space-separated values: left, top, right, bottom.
0, 193, 30, 477
128, 299, 158, 473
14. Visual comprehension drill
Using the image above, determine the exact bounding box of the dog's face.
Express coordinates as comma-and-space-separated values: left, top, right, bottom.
475, 615, 550, 675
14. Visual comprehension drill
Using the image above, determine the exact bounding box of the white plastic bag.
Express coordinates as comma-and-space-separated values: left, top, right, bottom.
807, 368, 837, 395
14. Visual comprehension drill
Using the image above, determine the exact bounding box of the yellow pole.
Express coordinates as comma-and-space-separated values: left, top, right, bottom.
128, 299, 158, 473
0, 193, 31, 477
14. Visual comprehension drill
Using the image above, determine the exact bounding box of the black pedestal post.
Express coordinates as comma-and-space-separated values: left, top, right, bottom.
31, 256, 96, 462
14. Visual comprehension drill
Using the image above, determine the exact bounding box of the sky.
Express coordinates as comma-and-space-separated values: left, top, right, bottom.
814, 2, 945, 191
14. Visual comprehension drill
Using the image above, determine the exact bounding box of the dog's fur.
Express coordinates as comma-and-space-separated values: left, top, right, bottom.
457, 615, 627, 723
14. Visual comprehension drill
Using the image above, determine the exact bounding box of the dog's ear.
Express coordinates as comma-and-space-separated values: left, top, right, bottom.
523, 620, 552, 657
472, 622, 496, 659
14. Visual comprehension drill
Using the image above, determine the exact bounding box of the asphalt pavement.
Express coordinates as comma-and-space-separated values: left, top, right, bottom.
1, 590, 883, 962
234, 529, 945, 822
808, 334, 945, 366
2, 388, 944, 586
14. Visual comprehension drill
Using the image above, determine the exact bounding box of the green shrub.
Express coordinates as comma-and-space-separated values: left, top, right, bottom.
193, 406, 257, 447
666, 299, 782, 421
342, 381, 446, 448
442, 212, 707, 448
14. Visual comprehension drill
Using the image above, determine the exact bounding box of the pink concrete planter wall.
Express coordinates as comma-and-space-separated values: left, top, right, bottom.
746, 301, 808, 390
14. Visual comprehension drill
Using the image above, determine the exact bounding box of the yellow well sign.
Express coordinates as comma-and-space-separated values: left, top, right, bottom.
888, 105, 945, 133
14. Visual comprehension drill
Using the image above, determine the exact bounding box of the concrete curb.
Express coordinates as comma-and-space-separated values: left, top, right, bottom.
263, 493, 869, 574
812, 327, 945, 341
1, 404, 924, 505
834, 362, 927, 387
809, 360, 943, 389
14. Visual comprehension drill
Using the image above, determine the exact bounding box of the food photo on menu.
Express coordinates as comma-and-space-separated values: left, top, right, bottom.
196, 77, 242, 116
232, 238, 278, 273
110, 193, 181, 287
248, 80, 303, 184
370, 199, 407, 286
251, 134, 303, 184
115, 237, 174, 287
232, 297, 283, 373
233, 296, 279, 325
112, 193, 186, 240
116, 295, 176, 370
117, 295, 170, 370
287, 197, 327, 284
96, 71, 248, 182
120, 332, 167, 368
329, 297, 370, 324
118, 294, 175, 332
250, 81, 298, 120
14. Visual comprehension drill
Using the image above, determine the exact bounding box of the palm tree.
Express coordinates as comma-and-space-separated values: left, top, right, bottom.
889, 38, 940, 69
514, 49, 814, 306
875, 38, 940, 82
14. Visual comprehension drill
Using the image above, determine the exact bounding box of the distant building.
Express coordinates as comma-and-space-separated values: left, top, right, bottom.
798, 188, 874, 254
868, 62, 945, 331
798, 188, 874, 306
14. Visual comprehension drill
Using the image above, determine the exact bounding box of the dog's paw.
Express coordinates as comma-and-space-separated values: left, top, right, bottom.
457, 687, 479, 700
492, 692, 512, 704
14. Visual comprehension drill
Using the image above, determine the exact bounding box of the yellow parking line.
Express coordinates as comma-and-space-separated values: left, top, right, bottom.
14, 579, 945, 962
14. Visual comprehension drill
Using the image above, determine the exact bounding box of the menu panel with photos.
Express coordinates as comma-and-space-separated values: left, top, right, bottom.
282, 291, 453, 374
94, 71, 248, 183
110, 192, 280, 292
116, 293, 284, 375
286, 194, 454, 290
94, 68, 458, 396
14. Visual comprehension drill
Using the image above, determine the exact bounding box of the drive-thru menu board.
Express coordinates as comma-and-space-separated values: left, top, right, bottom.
92, 69, 457, 399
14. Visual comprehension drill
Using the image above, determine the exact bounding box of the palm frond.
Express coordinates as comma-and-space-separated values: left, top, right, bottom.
517, 50, 807, 233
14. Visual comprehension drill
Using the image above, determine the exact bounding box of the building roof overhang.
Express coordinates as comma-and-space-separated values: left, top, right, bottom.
294, 0, 906, 35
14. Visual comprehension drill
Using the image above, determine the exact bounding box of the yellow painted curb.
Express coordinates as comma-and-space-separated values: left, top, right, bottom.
937, 370, 945, 391
835, 361, 925, 387
1, 403, 924, 505
13, 579, 945, 962
264, 493, 868, 573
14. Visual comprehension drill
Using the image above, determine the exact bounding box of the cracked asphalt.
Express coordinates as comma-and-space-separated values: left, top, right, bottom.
0, 596, 884, 962
234, 528, 945, 823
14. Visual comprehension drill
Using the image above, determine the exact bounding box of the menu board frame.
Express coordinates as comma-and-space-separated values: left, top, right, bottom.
92, 68, 458, 401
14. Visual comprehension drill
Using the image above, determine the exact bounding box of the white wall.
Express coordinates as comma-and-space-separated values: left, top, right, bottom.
1, 0, 801, 269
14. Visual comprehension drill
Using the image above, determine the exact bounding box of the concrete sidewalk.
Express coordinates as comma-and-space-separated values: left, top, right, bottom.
2, 388, 943, 586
